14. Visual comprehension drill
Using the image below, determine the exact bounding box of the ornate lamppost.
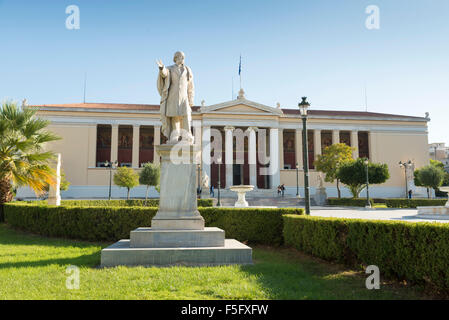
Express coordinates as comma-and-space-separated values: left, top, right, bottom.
104, 160, 118, 200
364, 158, 371, 208
217, 156, 222, 207
399, 160, 413, 198
298, 97, 310, 215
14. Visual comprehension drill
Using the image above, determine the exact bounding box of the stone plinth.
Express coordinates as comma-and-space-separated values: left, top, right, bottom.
130, 227, 225, 248
101, 239, 252, 267
417, 206, 449, 216
100, 142, 252, 267
151, 143, 204, 230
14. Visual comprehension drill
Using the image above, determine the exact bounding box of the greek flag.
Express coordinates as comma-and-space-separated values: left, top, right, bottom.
238, 55, 241, 75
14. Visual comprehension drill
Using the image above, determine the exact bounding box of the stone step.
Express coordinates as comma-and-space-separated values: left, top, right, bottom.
130, 227, 225, 248
101, 239, 252, 267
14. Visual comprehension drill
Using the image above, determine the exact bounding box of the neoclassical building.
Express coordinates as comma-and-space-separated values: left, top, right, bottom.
18, 90, 431, 199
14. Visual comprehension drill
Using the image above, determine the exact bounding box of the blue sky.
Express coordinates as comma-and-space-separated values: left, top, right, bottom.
1, 0, 448, 144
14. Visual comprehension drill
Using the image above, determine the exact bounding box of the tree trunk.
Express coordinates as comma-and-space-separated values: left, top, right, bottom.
0, 176, 14, 205
337, 179, 341, 199
427, 188, 430, 199
145, 186, 149, 206
127, 188, 130, 200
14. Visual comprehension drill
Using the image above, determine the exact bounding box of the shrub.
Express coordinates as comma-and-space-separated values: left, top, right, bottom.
384, 198, 447, 208
28, 199, 214, 208
327, 198, 374, 207
283, 215, 449, 291
4, 203, 303, 244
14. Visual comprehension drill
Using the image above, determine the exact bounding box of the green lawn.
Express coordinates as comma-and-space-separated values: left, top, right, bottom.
0, 223, 427, 300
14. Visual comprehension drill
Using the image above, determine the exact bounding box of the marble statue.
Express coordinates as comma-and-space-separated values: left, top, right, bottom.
202, 171, 210, 189
156, 51, 194, 144
317, 173, 325, 188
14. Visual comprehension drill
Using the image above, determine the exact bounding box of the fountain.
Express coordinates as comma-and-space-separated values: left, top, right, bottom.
229, 185, 254, 207
417, 186, 449, 216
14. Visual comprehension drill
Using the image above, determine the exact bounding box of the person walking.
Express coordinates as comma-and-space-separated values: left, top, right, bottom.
408, 189, 412, 199
281, 184, 285, 197
210, 185, 215, 197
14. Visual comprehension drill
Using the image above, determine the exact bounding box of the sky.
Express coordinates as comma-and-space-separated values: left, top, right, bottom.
0, 0, 448, 144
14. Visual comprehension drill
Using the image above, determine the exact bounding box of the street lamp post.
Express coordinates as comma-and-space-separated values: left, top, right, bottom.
296, 161, 299, 197
298, 97, 311, 215
399, 160, 412, 198
365, 158, 371, 208
197, 164, 202, 198
105, 160, 117, 200
217, 157, 222, 207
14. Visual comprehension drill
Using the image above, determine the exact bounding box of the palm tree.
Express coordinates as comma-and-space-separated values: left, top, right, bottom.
0, 102, 60, 204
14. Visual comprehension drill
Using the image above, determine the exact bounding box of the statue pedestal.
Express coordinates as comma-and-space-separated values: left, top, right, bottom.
313, 187, 327, 206
151, 144, 204, 230
101, 143, 252, 267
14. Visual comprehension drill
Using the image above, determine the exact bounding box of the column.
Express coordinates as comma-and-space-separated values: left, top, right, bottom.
269, 128, 280, 189
224, 126, 235, 188
132, 125, 140, 168
295, 129, 303, 170
247, 127, 258, 188
153, 125, 161, 164
314, 129, 322, 159
202, 126, 211, 183
332, 130, 340, 145
193, 121, 202, 148
368, 131, 375, 161
88, 124, 97, 167
278, 128, 284, 170
111, 124, 119, 164
351, 130, 359, 159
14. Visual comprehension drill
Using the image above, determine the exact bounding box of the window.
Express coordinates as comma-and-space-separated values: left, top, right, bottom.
118, 125, 133, 167
283, 130, 296, 169
96, 125, 111, 167
358, 131, 369, 159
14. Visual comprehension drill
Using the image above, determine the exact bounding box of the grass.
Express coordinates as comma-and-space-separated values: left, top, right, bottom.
0, 223, 428, 300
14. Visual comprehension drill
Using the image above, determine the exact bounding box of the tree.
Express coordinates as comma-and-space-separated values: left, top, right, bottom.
43, 170, 70, 194
0, 102, 60, 204
139, 162, 160, 204
113, 166, 139, 200
337, 158, 390, 198
315, 143, 354, 198
416, 164, 445, 199
430, 159, 449, 186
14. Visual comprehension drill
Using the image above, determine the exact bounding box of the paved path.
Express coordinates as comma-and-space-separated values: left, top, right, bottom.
217, 196, 449, 223
309, 206, 449, 223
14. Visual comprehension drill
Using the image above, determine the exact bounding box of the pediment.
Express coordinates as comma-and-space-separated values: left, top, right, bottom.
200, 98, 283, 115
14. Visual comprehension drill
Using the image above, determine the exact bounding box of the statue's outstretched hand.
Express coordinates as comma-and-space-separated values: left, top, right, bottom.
156, 59, 164, 70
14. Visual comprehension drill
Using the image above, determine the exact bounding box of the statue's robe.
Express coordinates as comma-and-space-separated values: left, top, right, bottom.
157, 64, 194, 139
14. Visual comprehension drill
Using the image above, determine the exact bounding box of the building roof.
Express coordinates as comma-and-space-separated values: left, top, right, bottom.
30, 103, 428, 122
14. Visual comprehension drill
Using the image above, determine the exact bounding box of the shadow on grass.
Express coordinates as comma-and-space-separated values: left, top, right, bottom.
238, 246, 422, 300
0, 224, 104, 269
0, 252, 101, 269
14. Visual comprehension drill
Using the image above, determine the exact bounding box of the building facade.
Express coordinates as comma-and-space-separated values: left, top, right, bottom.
17, 92, 431, 199
429, 143, 449, 172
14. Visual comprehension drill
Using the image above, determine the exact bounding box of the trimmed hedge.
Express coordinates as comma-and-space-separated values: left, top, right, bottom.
22, 199, 214, 208
327, 198, 374, 207
4, 203, 303, 245
283, 215, 449, 291
384, 198, 447, 208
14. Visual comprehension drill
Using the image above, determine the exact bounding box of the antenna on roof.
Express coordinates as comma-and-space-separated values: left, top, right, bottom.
83, 72, 87, 103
